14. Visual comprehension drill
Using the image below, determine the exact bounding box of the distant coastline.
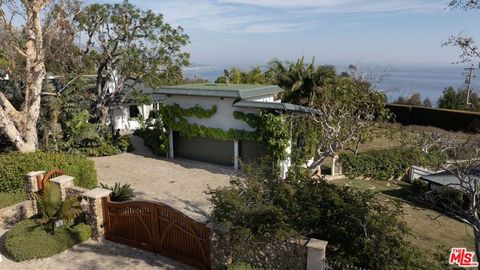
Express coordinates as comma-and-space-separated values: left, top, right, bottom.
183, 64, 479, 104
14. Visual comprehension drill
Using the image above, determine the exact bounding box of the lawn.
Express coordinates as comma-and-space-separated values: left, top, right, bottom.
331, 178, 474, 261
0, 191, 26, 209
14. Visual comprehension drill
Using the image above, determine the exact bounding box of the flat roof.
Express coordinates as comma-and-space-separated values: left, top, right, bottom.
155, 83, 284, 99
233, 100, 318, 114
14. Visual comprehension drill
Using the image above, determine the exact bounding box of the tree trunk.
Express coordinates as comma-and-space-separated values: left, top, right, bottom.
0, 1, 49, 153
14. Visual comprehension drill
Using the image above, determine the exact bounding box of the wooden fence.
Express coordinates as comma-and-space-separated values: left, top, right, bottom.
102, 198, 211, 270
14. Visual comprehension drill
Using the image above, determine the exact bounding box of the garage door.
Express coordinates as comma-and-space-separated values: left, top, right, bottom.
173, 132, 234, 167
239, 140, 267, 164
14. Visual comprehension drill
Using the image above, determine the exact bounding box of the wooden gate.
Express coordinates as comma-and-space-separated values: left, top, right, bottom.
38, 169, 65, 192
102, 198, 211, 270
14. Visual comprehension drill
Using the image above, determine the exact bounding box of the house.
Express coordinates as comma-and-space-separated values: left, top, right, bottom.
109, 80, 158, 131
151, 83, 312, 177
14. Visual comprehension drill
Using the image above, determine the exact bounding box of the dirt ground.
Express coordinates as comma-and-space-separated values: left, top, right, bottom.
92, 135, 234, 222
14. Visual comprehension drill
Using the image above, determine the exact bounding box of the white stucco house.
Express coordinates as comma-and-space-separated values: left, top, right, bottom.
155, 83, 313, 177
110, 82, 311, 177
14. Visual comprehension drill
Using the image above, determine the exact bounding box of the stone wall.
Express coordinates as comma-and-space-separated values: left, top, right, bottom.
23, 171, 111, 241
0, 200, 35, 228
209, 223, 325, 270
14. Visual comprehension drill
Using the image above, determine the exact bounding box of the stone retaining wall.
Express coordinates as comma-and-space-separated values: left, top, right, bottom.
0, 200, 35, 228
209, 223, 326, 270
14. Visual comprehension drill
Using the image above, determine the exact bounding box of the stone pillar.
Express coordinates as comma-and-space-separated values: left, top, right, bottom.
306, 238, 328, 270
234, 140, 239, 170
169, 130, 174, 159
84, 188, 111, 241
24, 171, 45, 214
50, 175, 75, 201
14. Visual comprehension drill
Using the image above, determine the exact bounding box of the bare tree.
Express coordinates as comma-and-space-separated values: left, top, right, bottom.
420, 133, 480, 269
0, 0, 52, 152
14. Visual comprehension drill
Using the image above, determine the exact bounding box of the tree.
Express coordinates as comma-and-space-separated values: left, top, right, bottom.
438, 86, 480, 111
445, 1, 480, 68
215, 66, 267, 84
423, 97, 433, 108
300, 77, 390, 170
393, 92, 423, 106
209, 164, 440, 269
0, 0, 53, 152
76, 0, 190, 124
419, 131, 480, 268
267, 57, 336, 106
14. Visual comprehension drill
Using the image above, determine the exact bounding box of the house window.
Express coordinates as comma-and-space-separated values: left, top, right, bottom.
129, 105, 140, 118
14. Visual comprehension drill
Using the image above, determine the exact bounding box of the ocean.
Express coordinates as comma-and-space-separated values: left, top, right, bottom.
183, 64, 480, 105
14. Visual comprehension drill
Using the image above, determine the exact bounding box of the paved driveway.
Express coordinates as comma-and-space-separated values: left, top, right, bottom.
92, 135, 234, 222
0, 228, 193, 270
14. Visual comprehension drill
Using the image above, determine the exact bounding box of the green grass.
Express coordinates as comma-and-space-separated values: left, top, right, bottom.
331, 178, 475, 261
0, 191, 26, 208
4, 219, 91, 261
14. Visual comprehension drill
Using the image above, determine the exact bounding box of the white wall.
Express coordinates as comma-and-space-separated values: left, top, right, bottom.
163, 95, 258, 131
245, 94, 281, 102
110, 104, 153, 131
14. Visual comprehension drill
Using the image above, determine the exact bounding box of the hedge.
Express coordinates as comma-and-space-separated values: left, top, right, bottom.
4, 219, 91, 261
0, 152, 97, 193
339, 148, 447, 181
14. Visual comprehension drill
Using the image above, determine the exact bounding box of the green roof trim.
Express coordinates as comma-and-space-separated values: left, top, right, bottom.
155, 83, 284, 99
233, 100, 317, 114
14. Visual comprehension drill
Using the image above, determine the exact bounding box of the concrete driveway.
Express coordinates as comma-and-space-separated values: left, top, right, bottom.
92, 135, 234, 222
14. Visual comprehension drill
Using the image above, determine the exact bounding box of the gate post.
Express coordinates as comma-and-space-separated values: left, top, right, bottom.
24, 171, 45, 215
84, 188, 111, 241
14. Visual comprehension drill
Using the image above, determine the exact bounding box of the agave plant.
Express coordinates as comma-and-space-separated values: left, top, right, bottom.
100, 182, 135, 202
35, 183, 82, 234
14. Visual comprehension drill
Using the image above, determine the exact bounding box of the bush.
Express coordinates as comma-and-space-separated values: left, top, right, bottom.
209, 165, 442, 270
114, 135, 134, 152
80, 143, 120, 157
339, 148, 447, 181
100, 182, 135, 202
140, 128, 169, 156
0, 151, 97, 193
4, 219, 92, 261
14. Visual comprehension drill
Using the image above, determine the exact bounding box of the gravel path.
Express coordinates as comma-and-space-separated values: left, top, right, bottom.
0, 228, 193, 270
92, 135, 234, 222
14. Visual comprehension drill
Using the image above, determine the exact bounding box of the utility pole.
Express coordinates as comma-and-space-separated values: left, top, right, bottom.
465, 66, 475, 106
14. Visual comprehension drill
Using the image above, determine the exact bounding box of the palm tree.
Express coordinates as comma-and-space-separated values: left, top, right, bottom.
267, 57, 336, 106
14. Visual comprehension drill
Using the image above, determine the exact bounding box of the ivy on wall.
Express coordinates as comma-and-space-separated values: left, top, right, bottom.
159, 104, 256, 141
233, 111, 290, 161
159, 104, 290, 163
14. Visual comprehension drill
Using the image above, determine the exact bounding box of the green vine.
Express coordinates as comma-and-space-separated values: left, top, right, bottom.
160, 104, 256, 141
233, 111, 290, 162
159, 104, 290, 164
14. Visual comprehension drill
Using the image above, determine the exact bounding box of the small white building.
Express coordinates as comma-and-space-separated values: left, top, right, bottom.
111, 83, 311, 177
156, 83, 314, 178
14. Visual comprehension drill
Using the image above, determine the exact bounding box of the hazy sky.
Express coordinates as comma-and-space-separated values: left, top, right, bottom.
92, 0, 479, 67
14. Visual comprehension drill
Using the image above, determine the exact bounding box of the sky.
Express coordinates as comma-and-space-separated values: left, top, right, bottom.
88, 0, 480, 67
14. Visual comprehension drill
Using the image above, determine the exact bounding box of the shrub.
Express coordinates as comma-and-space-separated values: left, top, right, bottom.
4, 219, 92, 261
339, 148, 447, 181
80, 143, 120, 157
411, 179, 429, 197
0, 151, 97, 193
100, 182, 135, 202
114, 135, 134, 152
36, 183, 82, 233
141, 128, 169, 156
209, 165, 442, 270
